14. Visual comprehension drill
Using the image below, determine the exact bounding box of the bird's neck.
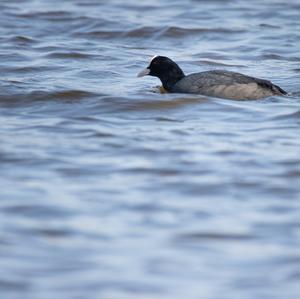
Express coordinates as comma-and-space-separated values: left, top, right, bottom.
160, 69, 185, 91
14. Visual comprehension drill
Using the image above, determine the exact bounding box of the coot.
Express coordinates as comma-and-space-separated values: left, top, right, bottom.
137, 56, 286, 100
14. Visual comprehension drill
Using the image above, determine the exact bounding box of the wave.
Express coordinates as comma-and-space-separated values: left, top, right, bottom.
45, 51, 96, 59
74, 25, 245, 40
0, 89, 100, 104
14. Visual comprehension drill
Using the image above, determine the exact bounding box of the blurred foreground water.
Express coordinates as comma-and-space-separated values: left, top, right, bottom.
0, 0, 300, 298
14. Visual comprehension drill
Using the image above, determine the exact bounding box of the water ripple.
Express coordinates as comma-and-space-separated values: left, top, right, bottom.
0, 1, 300, 299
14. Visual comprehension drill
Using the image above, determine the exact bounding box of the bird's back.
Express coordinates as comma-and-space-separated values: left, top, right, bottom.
171, 70, 286, 100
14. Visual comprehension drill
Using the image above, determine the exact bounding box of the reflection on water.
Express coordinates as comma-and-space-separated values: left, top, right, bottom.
0, 0, 300, 299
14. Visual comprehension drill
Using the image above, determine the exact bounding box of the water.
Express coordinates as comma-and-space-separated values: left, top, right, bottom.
0, 0, 300, 298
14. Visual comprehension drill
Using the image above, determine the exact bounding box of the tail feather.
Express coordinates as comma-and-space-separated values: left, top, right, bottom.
256, 79, 287, 95
273, 84, 287, 95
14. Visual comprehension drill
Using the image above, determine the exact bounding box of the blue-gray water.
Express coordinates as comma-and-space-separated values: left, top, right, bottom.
0, 0, 300, 298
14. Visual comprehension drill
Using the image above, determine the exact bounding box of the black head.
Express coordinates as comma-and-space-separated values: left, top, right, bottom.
137, 56, 185, 91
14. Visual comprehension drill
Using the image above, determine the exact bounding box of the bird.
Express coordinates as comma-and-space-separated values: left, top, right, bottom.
137, 56, 287, 100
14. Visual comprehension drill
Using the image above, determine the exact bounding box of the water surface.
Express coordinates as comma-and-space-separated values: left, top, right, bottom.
0, 0, 300, 298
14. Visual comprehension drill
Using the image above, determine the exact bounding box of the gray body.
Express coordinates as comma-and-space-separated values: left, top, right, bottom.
170, 70, 285, 100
